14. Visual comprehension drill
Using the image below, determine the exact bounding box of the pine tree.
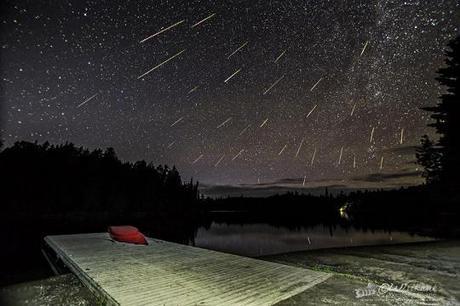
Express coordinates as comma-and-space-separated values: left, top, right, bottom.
416, 135, 440, 184
418, 35, 460, 189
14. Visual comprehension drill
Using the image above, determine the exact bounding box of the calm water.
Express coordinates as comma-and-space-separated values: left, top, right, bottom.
193, 222, 432, 257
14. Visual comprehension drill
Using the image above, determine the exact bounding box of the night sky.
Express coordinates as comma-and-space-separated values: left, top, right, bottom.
1, 0, 459, 194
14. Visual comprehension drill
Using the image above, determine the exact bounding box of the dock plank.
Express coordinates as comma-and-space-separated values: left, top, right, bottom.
45, 233, 330, 305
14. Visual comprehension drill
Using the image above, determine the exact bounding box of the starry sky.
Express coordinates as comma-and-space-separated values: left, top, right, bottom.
1, 0, 459, 194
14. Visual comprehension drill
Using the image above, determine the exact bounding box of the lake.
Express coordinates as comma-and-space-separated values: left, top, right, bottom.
193, 222, 433, 257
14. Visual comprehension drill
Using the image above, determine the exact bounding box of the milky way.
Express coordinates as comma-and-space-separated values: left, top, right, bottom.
1, 0, 459, 189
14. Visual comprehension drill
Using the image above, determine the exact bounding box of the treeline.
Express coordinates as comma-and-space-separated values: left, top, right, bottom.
345, 186, 459, 237
202, 191, 342, 229
416, 35, 460, 192
0, 141, 200, 218
201, 186, 459, 237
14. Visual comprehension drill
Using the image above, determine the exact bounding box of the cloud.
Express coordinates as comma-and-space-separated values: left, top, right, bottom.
384, 145, 418, 155
199, 166, 425, 198
240, 177, 349, 187
352, 170, 421, 183
200, 169, 424, 198
200, 178, 368, 198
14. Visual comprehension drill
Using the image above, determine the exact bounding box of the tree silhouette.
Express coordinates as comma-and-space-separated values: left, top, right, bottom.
0, 141, 200, 217
418, 35, 460, 190
416, 135, 441, 184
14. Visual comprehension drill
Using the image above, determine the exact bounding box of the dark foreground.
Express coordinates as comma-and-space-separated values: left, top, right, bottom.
1, 240, 459, 305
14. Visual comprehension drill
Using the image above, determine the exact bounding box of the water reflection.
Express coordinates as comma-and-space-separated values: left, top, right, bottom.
194, 222, 432, 257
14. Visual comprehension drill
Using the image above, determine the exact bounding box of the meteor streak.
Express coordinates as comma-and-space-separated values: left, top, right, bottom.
140, 20, 184, 43
227, 41, 248, 59
310, 77, 323, 91
77, 93, 98, 108
306, 105, 317, 118
217, 117, 232, 128
224, 68, 241, 83
191, 13, 216, 28
263, 75, 284, 95
295, 138, 304, 158
138, 49, 186, 79
310, 148, 317, 166
192, 154, 204, 164
187, 85, 199, 94
400, 128, 404, 144
232, 149, 244, 161
274, 50, 286, 63
302, 175, 306, 186
170, 116, 184, 127
338, 146, 344, 165
370, 127, 375, 143
351, 103, 357, 116
214, 154, 225, 167
278, 144, 287, 156
259, 118, 268, 127
360, 40, 369, 56
353, 155, 357, 168
239, 124, 251, 136
379, 156, 384, 170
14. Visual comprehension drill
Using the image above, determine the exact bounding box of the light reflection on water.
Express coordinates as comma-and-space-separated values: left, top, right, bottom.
194, 222, 432, 257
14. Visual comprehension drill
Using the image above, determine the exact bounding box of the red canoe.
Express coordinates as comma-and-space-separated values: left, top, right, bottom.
108, 225, 148, 245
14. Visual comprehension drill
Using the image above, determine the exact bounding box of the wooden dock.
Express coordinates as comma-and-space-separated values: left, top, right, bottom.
44, 233, 330, 305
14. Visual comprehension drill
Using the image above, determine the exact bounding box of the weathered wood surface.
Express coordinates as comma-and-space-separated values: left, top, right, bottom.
45, 233, 330, 305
